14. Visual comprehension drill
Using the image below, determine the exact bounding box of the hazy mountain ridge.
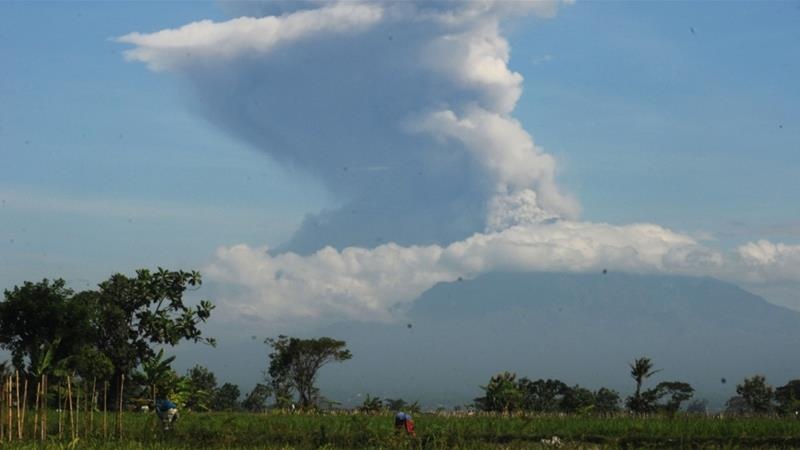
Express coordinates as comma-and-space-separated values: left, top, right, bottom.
317, 272, 800, 409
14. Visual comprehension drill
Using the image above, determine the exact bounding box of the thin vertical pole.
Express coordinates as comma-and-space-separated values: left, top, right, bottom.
116, 374, 124, 439
41, 375, 47, 441
21, 377, 28, 439
7, 377, 12, 442
76, 380, 80, 439
67, 375, 74, 440
103, 381, 108, 440
58, 382, 63, 439
33, 379, 40, 438
15, 371, 21, 440
1, 378, 5, 441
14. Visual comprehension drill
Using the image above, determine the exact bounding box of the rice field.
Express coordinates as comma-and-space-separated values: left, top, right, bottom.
2, 411, 800, 449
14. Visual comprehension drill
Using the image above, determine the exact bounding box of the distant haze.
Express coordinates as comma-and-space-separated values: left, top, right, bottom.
174, 272, 800, 410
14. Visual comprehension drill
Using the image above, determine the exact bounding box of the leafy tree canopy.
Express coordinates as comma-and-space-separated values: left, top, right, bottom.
212, 383, 241, 411
265, 335, 352, 409
736, 375, 774, 414
242, 383, 272, 412
0, 268, 215, 399
776, 379, 800, 414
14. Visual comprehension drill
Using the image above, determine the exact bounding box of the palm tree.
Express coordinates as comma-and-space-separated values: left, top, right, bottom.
628, 357, 661, 413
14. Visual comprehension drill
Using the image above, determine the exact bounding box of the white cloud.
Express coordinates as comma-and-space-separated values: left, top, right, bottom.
120, 0, 800, 326
422, 21, 523, 114
206, 220, 713, 323
117, 2, 384, 71
735, 240, 800, 282
118, 0, 578, 237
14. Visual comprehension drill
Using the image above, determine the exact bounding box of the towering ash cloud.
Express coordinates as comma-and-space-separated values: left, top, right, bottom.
119, 0, 578, 252
119, 0, 800, 324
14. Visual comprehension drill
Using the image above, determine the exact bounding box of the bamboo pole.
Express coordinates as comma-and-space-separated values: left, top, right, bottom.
58, 381, 63, 439
116, 374, 124, 439
90, 378, 96, 436
1, 378, 5, 441
67, 375, 74, 440
103, 381, 107, 440
15, 371, 21, 440
33, 379, 40, 438
7, 376, 12, 442
21, 377, 28, 440
76, 380, 80, 438
41, 375, 47, 441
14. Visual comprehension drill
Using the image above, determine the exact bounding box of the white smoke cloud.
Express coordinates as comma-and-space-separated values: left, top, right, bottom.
118, 3, 384, 71
206, 220, 720, 323
118, 0, 578, 254
119, 1, 800, 324
408, 106, 580, 220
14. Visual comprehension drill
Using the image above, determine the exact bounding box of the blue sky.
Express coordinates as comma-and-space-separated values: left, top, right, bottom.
1, 0, 799, 314
510, 1, 800, 239
1, 1, 331, 287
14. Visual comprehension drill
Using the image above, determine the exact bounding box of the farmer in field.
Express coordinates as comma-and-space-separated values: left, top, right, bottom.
155, 398, 179, 430
394, 411, 416, 436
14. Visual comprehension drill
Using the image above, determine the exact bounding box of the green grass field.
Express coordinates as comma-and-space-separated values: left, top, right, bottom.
2, 411, 800, 449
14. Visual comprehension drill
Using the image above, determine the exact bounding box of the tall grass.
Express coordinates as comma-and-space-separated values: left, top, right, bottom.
0, 410, 799, 448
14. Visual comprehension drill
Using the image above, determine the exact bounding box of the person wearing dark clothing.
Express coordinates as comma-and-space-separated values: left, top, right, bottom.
394, 411, 416, 436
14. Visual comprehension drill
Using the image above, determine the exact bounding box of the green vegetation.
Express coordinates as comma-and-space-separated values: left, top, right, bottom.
265, 336, 352, 409
3, 270, 800, 448
2, 411, 800, 449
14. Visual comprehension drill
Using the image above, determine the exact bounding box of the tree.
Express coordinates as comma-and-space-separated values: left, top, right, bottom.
212, 383, 241, 411
626, 357, 661, 413
91, 269, 215, 390
776, 379, 800, 415
474, 372, 523, 413
184, 365, 217, 411
265, 335, 352, 409
71, 344, 114, 383
654, 381, 694, 414
518, 378, 569, 412
736, 375, 774, 413
593, 387, 621, 414
0, 279, 90, 371
560, 385, 595, 413
242, 383, 272, 412
0, 269, 215, 405
359, 394, 384, 413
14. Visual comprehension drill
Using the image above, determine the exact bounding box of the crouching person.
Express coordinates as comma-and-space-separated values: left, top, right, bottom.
394, 412, 416, 436
156, 398, 179, 430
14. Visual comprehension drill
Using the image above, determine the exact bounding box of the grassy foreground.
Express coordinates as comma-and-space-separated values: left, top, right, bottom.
2, 411, 800, 449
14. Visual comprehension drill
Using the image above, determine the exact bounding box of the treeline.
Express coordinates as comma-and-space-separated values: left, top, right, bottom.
474, 357, 800, 416
474, 372, 625, 414
137, 359, 273, 412
0, 270, 214, 408
4, 270, 800, 417
0, 272, 356, 415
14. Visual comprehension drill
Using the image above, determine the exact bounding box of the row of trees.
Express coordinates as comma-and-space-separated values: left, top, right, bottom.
473, 357, 697, 415
136, 361, 272, 412
474, 372, 624, 414
727, 375, 800, 415
4, 271, 800, 415
0, 270, 214, 406
476, 357, 800, 416
0, 271, 358, 413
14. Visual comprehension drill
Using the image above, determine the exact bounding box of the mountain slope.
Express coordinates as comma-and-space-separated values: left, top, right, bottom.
318, 272, 800, 409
